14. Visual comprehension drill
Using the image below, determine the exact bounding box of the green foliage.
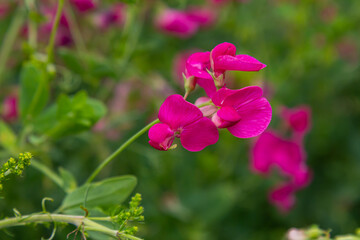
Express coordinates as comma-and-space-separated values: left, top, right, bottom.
33, 91, 107, 139
60, 175, 137, 212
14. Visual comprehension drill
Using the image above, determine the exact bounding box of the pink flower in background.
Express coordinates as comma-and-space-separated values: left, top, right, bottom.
211, 86, 272, 138
39, 7, 72, 46
2, 95, 18, 122
251, 105, 312, 212
70, 0, 96, 12
251, 131, 311, 187
280, 106, 311, 136
0, 3, 10, 18
269, 183, 296, 212
156, 9, 199, 38
155, 7, 216, 38
148, 94, 219, 151
210, 42, 267, 77
93, 3, 126, 30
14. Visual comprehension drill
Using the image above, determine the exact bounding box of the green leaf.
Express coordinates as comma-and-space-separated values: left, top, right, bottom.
60, 175, 137, 212
19, 61, 49, 123
59, 167, 78, 194
0, 121, 17, 152
33, 91, 107, 138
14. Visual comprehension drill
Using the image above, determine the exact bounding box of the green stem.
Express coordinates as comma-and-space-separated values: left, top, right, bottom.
196, 100, 214, 108
25, 0, 37, 49
0, 213, 141, 239
31, 159, 64, 189
46, 0, 65, 62
64, 3, 86, 53
86, 119, 160, 184
0, 6, 25, 85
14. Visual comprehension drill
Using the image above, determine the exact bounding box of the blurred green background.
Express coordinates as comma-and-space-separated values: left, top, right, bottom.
0, 0, 359, 239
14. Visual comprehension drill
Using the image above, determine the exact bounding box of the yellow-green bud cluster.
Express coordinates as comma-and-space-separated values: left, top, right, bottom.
0, 152, 33, 190
116, 193, 144, 235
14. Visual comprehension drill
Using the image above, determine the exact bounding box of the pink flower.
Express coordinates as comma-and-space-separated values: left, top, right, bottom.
93, 4, 126, 30
2, 96, 18, 122
185, 52, 216, 97
156, 9, 199, 38
173, 50, 199, 86
251, 131, 311, 187
70, 0, 96, 12
155, 7, 216, 38
39, 7, 72, 46
210, 42, 267, 77
210, 86, 272, 138
280, 106, 311, 135
148, 94, 219, 152
269, 183, 296, 212
0, 3, 10, 18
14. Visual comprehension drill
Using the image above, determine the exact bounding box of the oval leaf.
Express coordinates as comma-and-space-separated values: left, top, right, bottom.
60, 175, 137, 212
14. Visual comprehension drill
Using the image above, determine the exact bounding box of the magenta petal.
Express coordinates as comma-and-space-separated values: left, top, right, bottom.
215, 54, 266, 71
185, 8, 216, 26
251, 131, 277, 173
281, 106, 312, 134
217, 106, 241, 122
185, 52, 212, 79
211, 87, 238, 106
223, 86, 263, 108
158, 94, 203, 129
196, 78, 217, 98
148, 123, 174, 151
227, 97, 272, 138
210, 42, 236, 69
269, 183, 296, 212
180, 118, 219, 151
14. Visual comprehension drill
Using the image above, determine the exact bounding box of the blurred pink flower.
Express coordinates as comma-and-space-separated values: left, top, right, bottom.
2, 95, 18, 122
0, 3, 10, 18
280, 106, 311, 136
269, 183, 296, 212
155, 7, 216, 38
148, 94, 219, 151
39, 6, 72, 46
211, 86, 272, 138
93, 3, 126, 30
251, 131, 311, 187
336, 38, 358, 65
70, 0, 96, 12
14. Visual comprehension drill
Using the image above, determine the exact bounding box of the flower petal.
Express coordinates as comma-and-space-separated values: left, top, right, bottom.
217, 106, 241, 122
215, 54, 266, 71
211, 87, 238, 106
269, 183, 296, 212
180, 118, 219, 151
223, 86, 264, 108
185, 52, 212, 79
148, 123, 174, 151
251, 131, 277, 174
227, 97, 272, 138
196, 77, 217, 98
158, 94, 203, 129
210, 42, 236, 70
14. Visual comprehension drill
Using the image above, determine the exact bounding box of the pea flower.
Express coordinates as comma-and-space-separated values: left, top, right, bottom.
2, 95, 18, 122
269, 183, 296, 212
155, 7, 216, 38
70, 0, 96, 12
93, 3, 126, 30
148, 94, 219, 152
185, 43, 266, 96
280, 106, 311, 136
210, 86, 272, 138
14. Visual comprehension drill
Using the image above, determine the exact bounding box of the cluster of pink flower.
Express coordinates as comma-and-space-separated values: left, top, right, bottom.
251, 106, 312, 212
148, 42, 272, 152
155, 7, 215, 38
21, 1, 126, 46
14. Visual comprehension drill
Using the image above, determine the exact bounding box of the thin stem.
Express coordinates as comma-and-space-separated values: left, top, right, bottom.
25, 0, 37, 49
0, 6, 25, 85
196, 100, 214, 108
46, 0, 65, 62
64, 3, 86, 53
0, 213, 139, 239
86, 119, 160, 184
31, 159, 64, 189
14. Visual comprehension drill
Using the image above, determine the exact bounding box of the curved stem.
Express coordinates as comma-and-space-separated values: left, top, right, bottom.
0, 6, 25, 85
86, 119, 160, 184
31, 159, 64, 190
46, 0, 65, 62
